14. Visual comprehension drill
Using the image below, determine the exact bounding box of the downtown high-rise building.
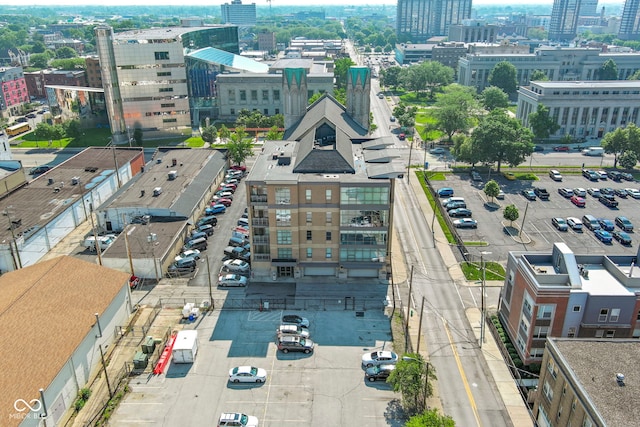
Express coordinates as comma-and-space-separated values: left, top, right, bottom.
396, 0, 472, 43
578, 0, 598, 16
619, 0, 640, 40
549, 0, 581, 41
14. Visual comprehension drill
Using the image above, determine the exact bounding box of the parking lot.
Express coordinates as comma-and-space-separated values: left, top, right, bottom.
109, 309, 399, 426
436, 169, 640, 262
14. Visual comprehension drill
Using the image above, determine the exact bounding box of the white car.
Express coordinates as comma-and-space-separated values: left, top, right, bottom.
361, 350, 399, 368
573, 188, 587, 197
625, 188, 640, 199
218, 274, 247, 287
429, 147, 446, 155
567, 217, 583, 230
218, 413, 259, 427
222, 259, 250, 273
277, 324, 310, 339
228, 366, 267, 383
174, 249, 201, 262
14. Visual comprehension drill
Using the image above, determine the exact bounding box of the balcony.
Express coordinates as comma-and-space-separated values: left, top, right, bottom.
254, 254, 271, 261
250, 194, 267, 203
252, 218, 269, 226
253, 235, 270, 244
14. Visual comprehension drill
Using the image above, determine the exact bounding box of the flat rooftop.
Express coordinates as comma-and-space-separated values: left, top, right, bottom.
551, 339, 640, 426
112, 25, 234, 42
0, 147, 142, 242
530, 81, 640, 89
105, 220, 186, 259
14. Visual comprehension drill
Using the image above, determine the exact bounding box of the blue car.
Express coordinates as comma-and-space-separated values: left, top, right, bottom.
613, 230, 632, 245
598, 219, 615, 231
437, 187, 454, 197
594, 229, 613, 243
206, 204, 226, 215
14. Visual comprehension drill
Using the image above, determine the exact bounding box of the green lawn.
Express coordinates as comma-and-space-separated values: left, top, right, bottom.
416, 171, 456, 244
461, 261, 505, 281
415, 110, 445, 141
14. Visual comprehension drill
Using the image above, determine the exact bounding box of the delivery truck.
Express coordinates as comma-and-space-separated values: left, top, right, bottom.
172, 330, 198, 363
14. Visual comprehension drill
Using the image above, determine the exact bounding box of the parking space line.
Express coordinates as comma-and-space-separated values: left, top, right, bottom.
262, 345, 277, 422
468, 287, 477, 307
529, 222, 549, 244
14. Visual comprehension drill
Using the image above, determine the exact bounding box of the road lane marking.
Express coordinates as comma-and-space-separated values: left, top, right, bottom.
443, 319, 482, 427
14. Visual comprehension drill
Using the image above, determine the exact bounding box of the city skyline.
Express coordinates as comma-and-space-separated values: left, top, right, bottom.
0, 0, 629, 6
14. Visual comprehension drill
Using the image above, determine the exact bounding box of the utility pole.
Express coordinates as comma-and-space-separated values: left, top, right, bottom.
519, 202, 529, 238
405, 265, 414, 350
98, 344, 113, 398
123, 224, 135, 276
4, 208, 22, 269
88, 207, 102, 266
416, 296, 425, 353
480, 251, 491, 348
406, 139, 413, 182
206, 256, 214, 310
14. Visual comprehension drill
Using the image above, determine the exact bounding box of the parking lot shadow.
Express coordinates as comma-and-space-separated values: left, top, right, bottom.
384, 398, 408, 426
165, 361, 193, 378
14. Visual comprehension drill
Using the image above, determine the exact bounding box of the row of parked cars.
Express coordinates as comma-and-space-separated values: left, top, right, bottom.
552, 214, 634, 245
556, 185, 640, 209
438, 194, 478, 229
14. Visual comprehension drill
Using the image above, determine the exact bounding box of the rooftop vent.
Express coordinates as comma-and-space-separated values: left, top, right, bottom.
168, 170, 178, 180
71, 177, 80, 185
617, 373, 625, 386
172, 158, 177, 166
47, 178, 54, 186
84, 166, 98, 173
153, 187, 162, 196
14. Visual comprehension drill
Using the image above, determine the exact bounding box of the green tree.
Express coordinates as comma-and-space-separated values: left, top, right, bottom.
380, 66, 402, 89
31, 40, 46, 53
601, 124, 640, 168
528, 104, 560, 141
218, 124, 231, 143
334, 58, 355, 89
530, 70, 549, 81
387, 353, 436, 415
471, 109, 534, 171
133, 128, 143, 145
484, 179, 500, 201
527, 28, 547, 39
598, 59, 619, 80
226, 126, 253, 166
433, 84, 478, 141
619, 150, 638, 170
402, 61, 454, 99
504, 204, 519, 226
393, 104, 417, 130
629, 70, 640, 80
481, 86, 509, 111
333, 88, 346, 106
30, 52, 50, 68
201, 125, 218, 144
308, 92, 322, 105
50, 58, 86, 70
488, 61, 518, 95
406, 408, 455, 427
33, 122, 56, 141
55, 46, 78, 59
265, 125, 283, 140
63, 119, 81, 139
451, 135, 482, 166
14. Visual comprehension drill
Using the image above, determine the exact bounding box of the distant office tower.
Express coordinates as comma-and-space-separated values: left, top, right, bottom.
221, 0, 257, 27
397, 0, 472, 43
619, 0, 640, 40
549, 0, 581, 41
579, 0, 598, 16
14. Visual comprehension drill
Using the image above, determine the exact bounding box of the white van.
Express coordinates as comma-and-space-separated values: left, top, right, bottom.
582, 147, 604, 156
83, 235, 115, 251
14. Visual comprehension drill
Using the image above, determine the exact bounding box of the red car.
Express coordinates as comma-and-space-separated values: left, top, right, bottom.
553, 146, 570, 152
231, 165, 247, 172
214, 198, 233, 207
570, 195, 586, 207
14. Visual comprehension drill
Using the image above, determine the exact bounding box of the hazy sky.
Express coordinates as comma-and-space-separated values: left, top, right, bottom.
0, 0, 624, 6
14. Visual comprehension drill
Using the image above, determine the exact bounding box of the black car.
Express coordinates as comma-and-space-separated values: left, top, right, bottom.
282, 314, 309, 328
365, 364, 396, 382
600, 187, 615, 196
614, 188, 628, 198
533, 145, 544, 152
25, 113, 37, 119
29, 165, 51, 175
621, 172, 635, 181
613, 230, 633, 245
277, 336, 314, 353
609, 171, 622, 181
615, 216, 634, 232
599, 194, 619, 208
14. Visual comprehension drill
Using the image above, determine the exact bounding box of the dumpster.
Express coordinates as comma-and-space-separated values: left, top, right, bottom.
142, 336, 155, 354
133, 351, 148, 369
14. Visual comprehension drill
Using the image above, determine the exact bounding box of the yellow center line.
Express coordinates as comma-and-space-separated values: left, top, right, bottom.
443, 319, 482, 427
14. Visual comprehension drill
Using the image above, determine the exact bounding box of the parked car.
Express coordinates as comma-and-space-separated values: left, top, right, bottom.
609, 171, 623, 181
503, 171, 517, 181
549, 170, 563, 181
552, 217, 568, 231
215, 197, 233, 207
437, 187, 454, 197
453, 218, 478, 229
217, 413, 259, 427
169, 257, 197, 272
615, 216, 634, 232
558, 188, 574, 198
29, 165, 51, 175
222, 259, 250, 273
175, 249, 201, 262
597, 170, 608, 180
448, 208, 472, 218
277, 324, 310, 339
587, 188, 601, 198
282, 314, 309, 328
533, 187, 550, 200
621, 172, 635, 181
228, 366, 267, 384
277, 336, 314, 353
218, 274, 248, 287
361, 351, 399, 368
598, 219, 615, 231
197, 224, 215, 236
553, 145, 570, 152
582, 169, 601, 181
215, 190, 234, 199
496, 190, 505, 200
573, 188, 587, 197
365, 364, 396, 382
613, 230, 633, 245
600, 187, 614, 196
197, 215, 218, 227
567, 217, 583, 231
206, 204, 227, 215
533, 145, 544, 152
599, 194, 618, 208
471, 171, 482, 182
429, 147, 446, 155
625, 188, 640, 199
594, 229, 613, 243
445, 201, 467, 211
521, 189, 536, 200
614, 188, 629, 198
230, 165, 247, 172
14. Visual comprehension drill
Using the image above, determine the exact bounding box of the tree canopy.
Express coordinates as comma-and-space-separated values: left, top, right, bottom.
528, 104, 560, 140
598, 59, 619, 80
406, 409, 455, 427
480, 86, 509, 111
402, 61, 454, 99
488, 61, 518, 95
601, 124, 640, 168
226, 126, 253, 166
334, 58, 355, 89
530, 70, 549, 81
387, 353, 436, 415
433, 84, 478, 141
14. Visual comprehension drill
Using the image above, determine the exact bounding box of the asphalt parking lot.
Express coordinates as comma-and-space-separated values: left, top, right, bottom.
109, 309, 399, 426
436, 169, 640, 262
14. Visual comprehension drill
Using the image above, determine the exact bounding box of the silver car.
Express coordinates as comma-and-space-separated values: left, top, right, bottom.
277, 324, 310, 339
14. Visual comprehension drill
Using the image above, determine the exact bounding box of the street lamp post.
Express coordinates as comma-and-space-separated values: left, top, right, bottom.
480, 251, 492, 348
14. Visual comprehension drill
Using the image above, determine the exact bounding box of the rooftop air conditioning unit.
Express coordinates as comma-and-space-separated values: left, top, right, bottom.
153, 187, 162, 196
71, 177, 80, 185
168, 170, 177, 180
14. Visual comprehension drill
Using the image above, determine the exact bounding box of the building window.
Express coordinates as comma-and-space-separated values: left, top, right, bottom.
251, 90, 258, 101
326, 231, 332, 241
606, 330, 615, 338
306, 189, 312, 201
306, 212, 312, 223
240, 90, 246, 101
154, 51, 170, 60
159, 87, 173, 93
598, 308, 609, 323
157, 71, 171, 76
530, 348, 545, 358
275, 108, 280, 114
277, 230, 292, 244
543, 380, 554, 401
230, 108, 235, 115
273, 90, 280, 101
610, 308, 620, 322
547, 359, 557, 378
264, 109, 268, 115
278, 248, 292, 258
307, 248, 312, 258
275, 188, 290, 204
228, 90, 235, 102
276, 209, 291, 225
326, 189, 332, 201
537, 304, 553, 320
326, 248, 332, 259
534, 326, 549, 339
523, 298, 532, 317
340, 186, 389, 204
595, 330, 604, 338
306, 230, 312, 241
160, 103, 175, 108
326, 212, 332, 224
572, 305, 581, 312
262, 90, 269, 100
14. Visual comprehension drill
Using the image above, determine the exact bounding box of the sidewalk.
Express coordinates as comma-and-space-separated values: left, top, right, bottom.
388, 174, 531, 425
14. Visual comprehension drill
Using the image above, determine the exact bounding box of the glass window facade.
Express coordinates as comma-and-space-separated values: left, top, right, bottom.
278, 248, 292, 258
340, 210, 388, 227
340, 230, 387, 245
277, 230, 292, 244
340, 248, 385, 261
275, 188, 290, 204
341, 186, 389, 205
